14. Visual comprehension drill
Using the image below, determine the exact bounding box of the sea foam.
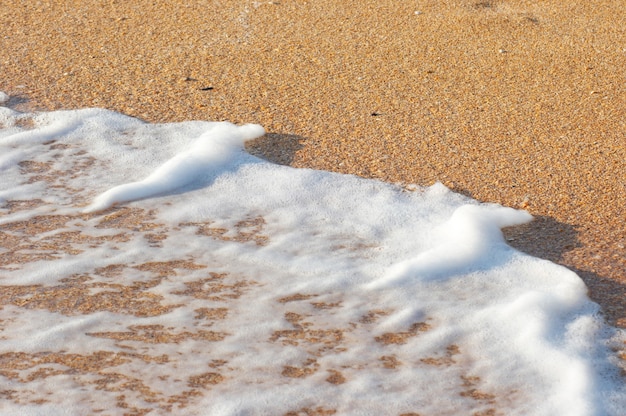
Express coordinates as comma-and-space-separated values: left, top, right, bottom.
0, 97, 623, 415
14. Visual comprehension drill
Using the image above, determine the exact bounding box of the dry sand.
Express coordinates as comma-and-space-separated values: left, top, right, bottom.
0, 0, 624, 327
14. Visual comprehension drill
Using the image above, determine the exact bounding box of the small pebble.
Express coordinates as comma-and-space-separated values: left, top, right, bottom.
0, 91, 9, 104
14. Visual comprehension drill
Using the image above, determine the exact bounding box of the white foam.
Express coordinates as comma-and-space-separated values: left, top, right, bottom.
370, 203, 533, 287
83, 122, 265, 212
0, 106, 624, 415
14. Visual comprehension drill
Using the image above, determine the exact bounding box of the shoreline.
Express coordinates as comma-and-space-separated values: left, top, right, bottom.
1, 1, 624, 327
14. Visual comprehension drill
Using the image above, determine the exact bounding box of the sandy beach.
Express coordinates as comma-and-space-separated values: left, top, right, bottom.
1, 0, 624, 332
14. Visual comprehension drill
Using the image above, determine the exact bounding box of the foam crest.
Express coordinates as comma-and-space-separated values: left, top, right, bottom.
83, 122, 265, 213
370, 204, 533, 287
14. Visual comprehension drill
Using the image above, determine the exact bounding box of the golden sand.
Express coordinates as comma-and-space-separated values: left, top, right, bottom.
1, 0, 624, 327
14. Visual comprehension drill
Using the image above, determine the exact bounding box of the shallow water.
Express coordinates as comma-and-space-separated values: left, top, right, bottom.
0, 103, 623, 415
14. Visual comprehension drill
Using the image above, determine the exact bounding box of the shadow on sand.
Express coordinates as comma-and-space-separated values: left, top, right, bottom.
245, 132, 306, 166
504, 215, 626, 328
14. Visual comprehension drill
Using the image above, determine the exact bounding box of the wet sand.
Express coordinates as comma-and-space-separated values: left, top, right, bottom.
1, 0, 624, 326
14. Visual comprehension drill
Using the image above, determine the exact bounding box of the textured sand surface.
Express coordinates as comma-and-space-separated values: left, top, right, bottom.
1, 0, 624, 327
